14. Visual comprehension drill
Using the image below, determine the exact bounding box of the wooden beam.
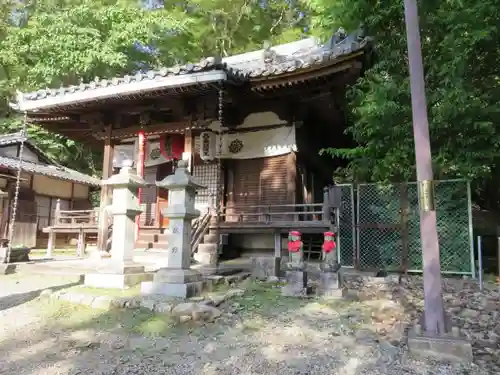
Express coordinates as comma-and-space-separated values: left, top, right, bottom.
94, 121, 193, 141
250, 53, 364, 84
96, 125, 114, 252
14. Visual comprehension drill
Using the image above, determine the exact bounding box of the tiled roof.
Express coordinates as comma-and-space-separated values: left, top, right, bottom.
20, 57, 244, 103
0, 155, 100, 186
13, 28, 371, 107
0, 132, 28, 146
0, 133, 100, 186
224, 30, 371, 78
0, 132, 50, 162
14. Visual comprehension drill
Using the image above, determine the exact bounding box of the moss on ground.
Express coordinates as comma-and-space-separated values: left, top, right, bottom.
37, 298, 178, 337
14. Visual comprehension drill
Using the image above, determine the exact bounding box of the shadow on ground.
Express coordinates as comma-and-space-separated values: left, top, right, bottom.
0, 276, 84, 312
0, 278, 489, 375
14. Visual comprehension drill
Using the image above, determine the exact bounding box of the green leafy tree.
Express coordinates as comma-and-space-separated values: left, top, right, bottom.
161, 0, 308, 59
0, 0, 192, 175
308, 0, 500, 187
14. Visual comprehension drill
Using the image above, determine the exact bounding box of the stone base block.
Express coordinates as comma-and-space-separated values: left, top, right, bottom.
282, 270, 309, 297
251, 256, 281, 279
195, 265, 218, 276
84, 272, 152, 289
317, 287, 348, 299
408, 315, 473, 363
316, 271, 347, 299
141, 280, 205, 298
408, 333, 473, 363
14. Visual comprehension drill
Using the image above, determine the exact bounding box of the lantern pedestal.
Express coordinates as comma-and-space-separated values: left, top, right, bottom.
316, 269, 347, 299
282, 270, 309, 297
84, 163, 150, 289
141, 160, 207, 298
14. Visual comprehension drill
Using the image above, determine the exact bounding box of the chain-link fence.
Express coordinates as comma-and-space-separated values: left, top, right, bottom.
337, 180, 474, 276
336, 184, 355, 267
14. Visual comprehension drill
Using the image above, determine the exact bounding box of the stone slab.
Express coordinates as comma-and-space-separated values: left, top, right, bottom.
408, 312, 473, 363
317, 287, 348, 299
251, 256, 282, 279
408, 333, 473, 363
153, 268, 202, 284
316, 271, 347, 299
141, 280, 205, 298
95, 262, 146, 275
84, 272, 152, 289
282, 270, 309, 297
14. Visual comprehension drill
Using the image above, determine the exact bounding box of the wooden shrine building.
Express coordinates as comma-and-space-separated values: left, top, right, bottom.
10, 28, 373, 257
0, 132, 99, 248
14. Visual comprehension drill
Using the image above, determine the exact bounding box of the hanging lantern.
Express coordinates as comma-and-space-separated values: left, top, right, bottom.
160, 134, 184, 161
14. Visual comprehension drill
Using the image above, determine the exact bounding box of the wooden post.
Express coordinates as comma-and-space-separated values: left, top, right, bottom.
274, 231, 282, 277
399, 183, 410, 277
322, 187, 330, 225
497, 236, 500, 279
135, 130, 146, 241
97, 125, 114, 252
77, 226, 85, 258
286, 152, 297, 221
47, 199, 61, 258
183, 128, 193, 174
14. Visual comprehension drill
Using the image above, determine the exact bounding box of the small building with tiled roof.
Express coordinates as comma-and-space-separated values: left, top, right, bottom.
0, 132, 99, 248
9, 28, 373, 258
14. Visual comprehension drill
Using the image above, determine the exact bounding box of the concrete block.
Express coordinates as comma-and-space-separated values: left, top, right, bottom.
282, 270, 309, 297
316, 271, 347, 299
84, 272, 152, 289
141, 280, 204, 298
408, 324, 473, 363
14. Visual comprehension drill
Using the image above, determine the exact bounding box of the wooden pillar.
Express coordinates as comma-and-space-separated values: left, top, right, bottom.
183, 128, 193, 174
97, 126, 114, 252
135, 130, 146, 241
286, 152, 297, 221
274, 231, 282, 277
47, 199, 60, 257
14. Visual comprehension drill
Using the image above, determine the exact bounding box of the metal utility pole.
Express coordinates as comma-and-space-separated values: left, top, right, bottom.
403, 0, 446, 334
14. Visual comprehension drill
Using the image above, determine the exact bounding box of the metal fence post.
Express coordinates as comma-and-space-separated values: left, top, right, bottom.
467, 181, 476, 279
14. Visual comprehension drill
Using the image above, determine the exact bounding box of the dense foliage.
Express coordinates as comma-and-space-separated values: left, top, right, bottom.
0, 0, 498, 210
309, 0, 500, 208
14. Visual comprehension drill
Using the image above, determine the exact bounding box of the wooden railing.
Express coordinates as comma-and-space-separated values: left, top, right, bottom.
55, 209, 99, 227
220, 203, 332, 224
191, 210, 211, 253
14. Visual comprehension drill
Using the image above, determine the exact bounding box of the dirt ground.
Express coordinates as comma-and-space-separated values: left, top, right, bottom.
0, 273, 491, 375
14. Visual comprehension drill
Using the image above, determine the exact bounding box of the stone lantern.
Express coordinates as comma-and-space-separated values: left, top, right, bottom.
84, 160, 149, 289
141, 160, 207, 298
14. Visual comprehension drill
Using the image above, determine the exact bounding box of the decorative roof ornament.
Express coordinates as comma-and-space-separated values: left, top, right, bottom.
262, 40, 286, 67
327, 27, 348, 50
356, 23, 366, 40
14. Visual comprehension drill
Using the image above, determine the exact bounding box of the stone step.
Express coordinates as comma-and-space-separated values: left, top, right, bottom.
135, 241, 168, 250
197, 243, 218, 253
203, 233, 219, 243
137, 233, 169, 243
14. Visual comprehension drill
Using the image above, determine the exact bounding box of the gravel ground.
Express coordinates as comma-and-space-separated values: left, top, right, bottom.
0, 273, 494, 375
